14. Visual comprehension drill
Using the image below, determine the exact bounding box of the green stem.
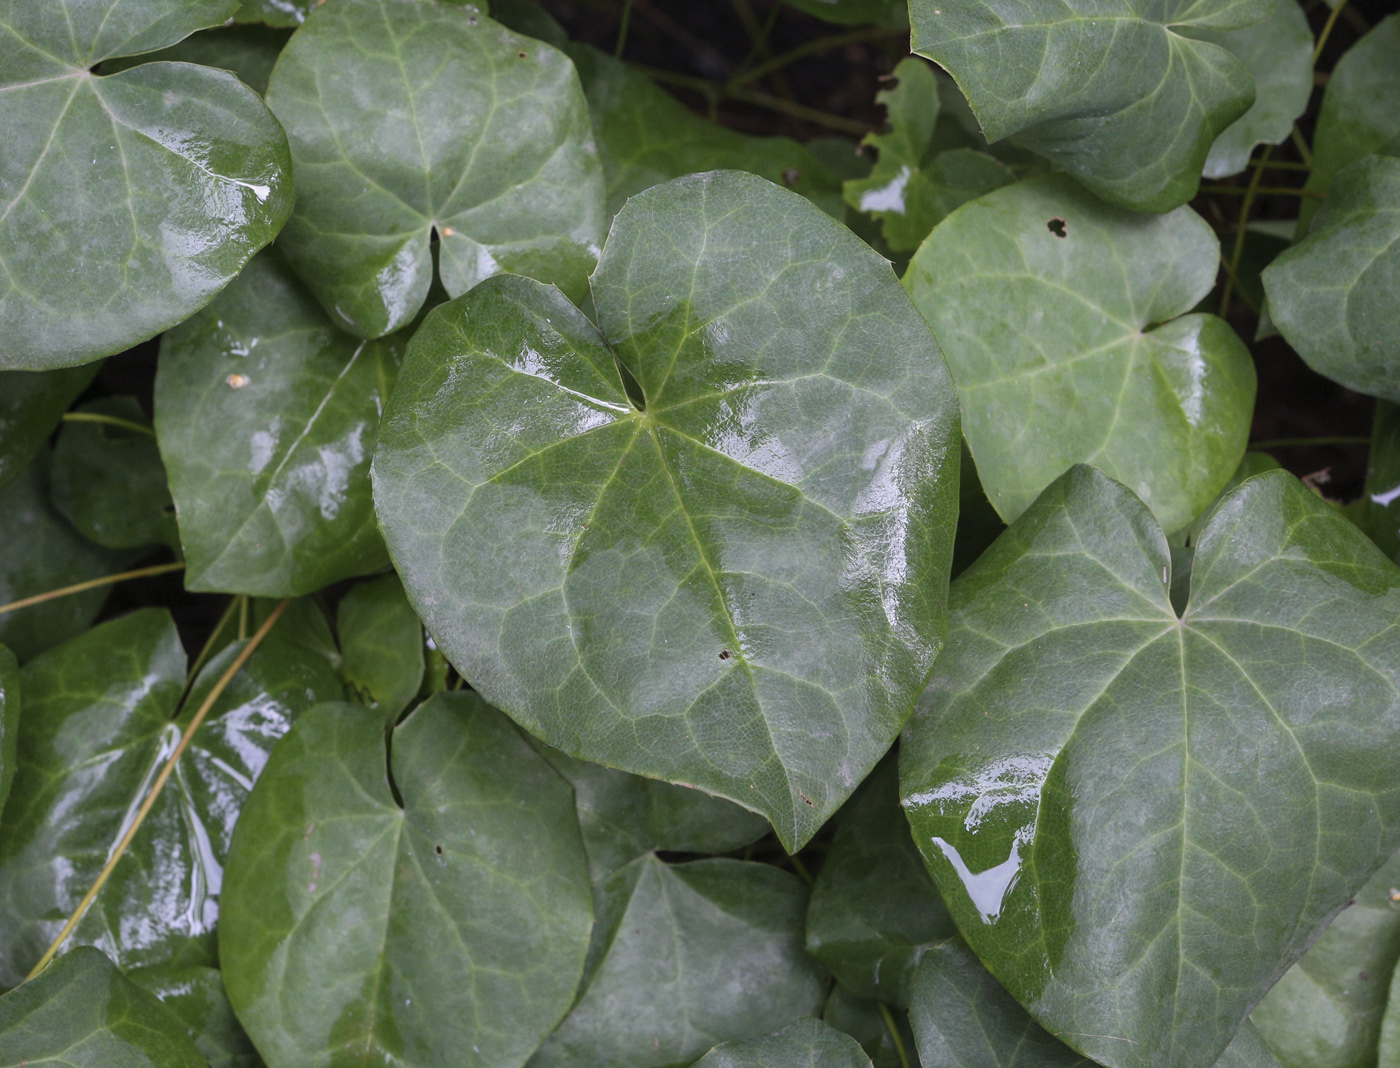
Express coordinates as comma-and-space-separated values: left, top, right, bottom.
877, 1003, 911, 1068
727, 27, 905, 90
0, 561, 185, 618
787, 852, 814, 886
1246, 158, 1310, 172
1251, 435, 1370, 449
1216, 253, 1260, 315
1312, 0, 1349, 62
614, 0, 634, 57
1218, 144, 1273, 317
1291, 125, 1313, 166
633, 64, 873, 135
183, 595, 245, 692
60, 411, 156, 437
1200, 184, 1324, 199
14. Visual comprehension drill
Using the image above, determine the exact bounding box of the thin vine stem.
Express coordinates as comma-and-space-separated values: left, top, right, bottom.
24, 598, 290, 982
727, 27, 905, 90
60, 411, 155, 437
1312, 0, 1350, 63
1245, 158, 1311, 172
0, 561, 185, 618
182, 594, 246, 694
1252, 435, 1370, 449
1218, 144, 1273, 317
1291, 125, 1313, 165
878, 1002, 912, 1068
633, 64, 873, 135
614, 0, 634, 57
787, 852, 814, 886
1200, 184, 1324, 199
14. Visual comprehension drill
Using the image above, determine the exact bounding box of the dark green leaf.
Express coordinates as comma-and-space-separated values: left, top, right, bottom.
489, 0, 569, 48
530, 855, 828, 1068
100, 23, 294, 95
51, 398, 178, 551
220, 694, 594, 1068
156, 251, 401, 596
0, 609, 343, 986
900, 465, 1400, 1068
0, 454, 128, 663
1367, 402, 1400, 566
904, 174, 1256, 533
1263, 154, 1400, 404
336, 572, 424, 722
0, 946, 204, 1068
234, 0, 313, 28
0, 645, 15, 822
264, 0, 606, 337
0, 365, 99, 491
0, 0, 292, 370
128, 963, 264, 1068
823, 986, 922, 1068
806, 756, 955, 1008
692, 1018, 876, 1068
374, 171, 961, 851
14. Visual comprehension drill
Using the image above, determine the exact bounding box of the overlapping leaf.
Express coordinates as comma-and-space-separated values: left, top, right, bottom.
822, 987, 922, 1068
101, 23, 293, 95
0, 646, 14, 822
904, 174, 1255, 532
129, 963, 263, 1068
0, 0, 292, 370
220, 695, 594, 1068
1367, 402, 1400, 566
900, 465, 1400, 1068
0, 366, 97, 490
374, 170, 960, 850
693, 1018, 876, 1068
265, 0, 606, 338
336, 572, 424, 722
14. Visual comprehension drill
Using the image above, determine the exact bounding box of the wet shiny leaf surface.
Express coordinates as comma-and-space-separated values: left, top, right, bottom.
900, 465, 1400, 1068
904, 174, 1256, 533
0, 366, 99, 492
692, 1018, 876, 1068
374, 170, 960, 851
336, 572, 424, 722
129, 963, 264, 1068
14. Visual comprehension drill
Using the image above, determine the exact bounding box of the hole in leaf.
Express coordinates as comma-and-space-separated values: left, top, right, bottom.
517, 50, 528, 59
434, 843, 444, 856
718, 650, 732, 660
1047, 217, 1067, 238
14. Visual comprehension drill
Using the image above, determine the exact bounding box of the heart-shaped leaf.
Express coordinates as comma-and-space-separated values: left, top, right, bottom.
907, 0, 1272, 211
0, 0, 292, 371
0, 947, 205, 1068
128, 963, 262, 1068
156, 251, 402, 596
219, 694, 594, 1068
0, 366, 99, 491
899, 464, 1400, 1068
693, 1018, 876, 1068
1251, 849, 1400, 1068
264, 0, 606, 338
373, 170, 960, 851
1263, 154, 1400, 404
805, 755, 955, 1008
529, 854, 828, 1068
336, 572, 424, 722
0, 608, 342, 986
904, 174, 1256, 533
1368, 402, 1400, 566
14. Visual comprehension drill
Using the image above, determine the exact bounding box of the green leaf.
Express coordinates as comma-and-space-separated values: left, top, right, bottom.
234, 0, 314, 28
50, 398, 178, 551
1367, 402, 1400, 566
0, 608, 343, 986
128, 963, 264, 1068
780, 0, 906, 28
156, 251, 402, 596
264, 0, 606, 338
373, 170, 961, 851
1195, 0, 1313, 179
0, 0, 292, 371
692, 1018, 876, 1068
489, 0, 569, 47
904, 174, 1256, 533
336, 572, 424, 722
1262, 154, 1400, 404
532, 744, 770, 882
0, 454, 128, 663
529, 855, 828, 1068
0, 645, 15, 823
220, 694, 594, 1068
0, 946, 205, 1068
567, 44, 845, 218
0, 365, 99, 491
100, 23, 294, 95
1384, 965, 1400, 1068
1251, 849, 1400, 1068
908, 0, 1272, 211
900, 464, 1400, 1068
823, 986, 922, 1068
806, 755, 956, 1008
844, 58, 1014, 251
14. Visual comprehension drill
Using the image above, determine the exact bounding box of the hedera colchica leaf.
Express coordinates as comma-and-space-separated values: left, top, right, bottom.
0, 365, 99, 491
529, 855, 828, 1068
264, 0, 606, 338
219, 695, 594, 1068
128, 963, 263, 1068
99, 23, 294, 95
0, 0, 292, 371
1368, 402, 1400, 566
906, 0, 1272, 211
0, 646, 14, 823
234, 0, 314, 28
0, 946, 205, 1068
336, 572, 424, 722
904, 173, 1256, 533
692, 1018, 876, 1068
899, 465, 1400, 1068
156, 251, 401, 597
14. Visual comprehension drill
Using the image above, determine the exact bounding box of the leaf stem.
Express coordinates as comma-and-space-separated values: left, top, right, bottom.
633, 64, 873, 135
1218, 144, 1274, 317
1245, 158, 1310, 172
60, 411, 156, 437
24, 599, 290, 982
787, 851, 814, 886
727, 27, 905, 90
183, 594, 246, 693
1291, 125, 1313, 166
878, 1002, 911, 1068
1312, 0, 1350, 63
614, 0, 634, 57
1200, 184, 1323, 199
1252, 435, 1370, 449
0, 561, 185, 618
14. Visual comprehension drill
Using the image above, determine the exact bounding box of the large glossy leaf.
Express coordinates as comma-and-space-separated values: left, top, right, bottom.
1367, 402, 1400, 566
156, 251, 401, 596
0, 0, 292, 371
0, 455, 127, 663
0, 646, 14, 822
907, 0, 1272, 211
904, 174, 1255, 533
532, 744, 770, 882
529, 854, 828, 1068
844, 58, 1013, 251
1197, 0, 1313, 179
129, 963, 263, 1068
264, 0, 606, 338
220, 694, 593, 1068
806, 755, 955, 1008
101, 23, 294, 95
373, 170, 961, 851
336, 572, 424, 722
1251, 849, 1400, 1068
0, 947, 204, 1068
1263, 154, 1400, 404
0, 366, 98, 491
900, 464, 1400, 1068
0, 608, 342, 986
692, 1018, 876, 1068
51, 398, 178, 551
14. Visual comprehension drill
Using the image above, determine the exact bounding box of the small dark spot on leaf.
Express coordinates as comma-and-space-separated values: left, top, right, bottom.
718, 650, 732, 660
434, 844, 444, 856
781, 167, 801, 188
517, 50, 528, 59
1047, 217, 1067, 238
799, 792, 813, 806
1361, 970, 1371, 980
